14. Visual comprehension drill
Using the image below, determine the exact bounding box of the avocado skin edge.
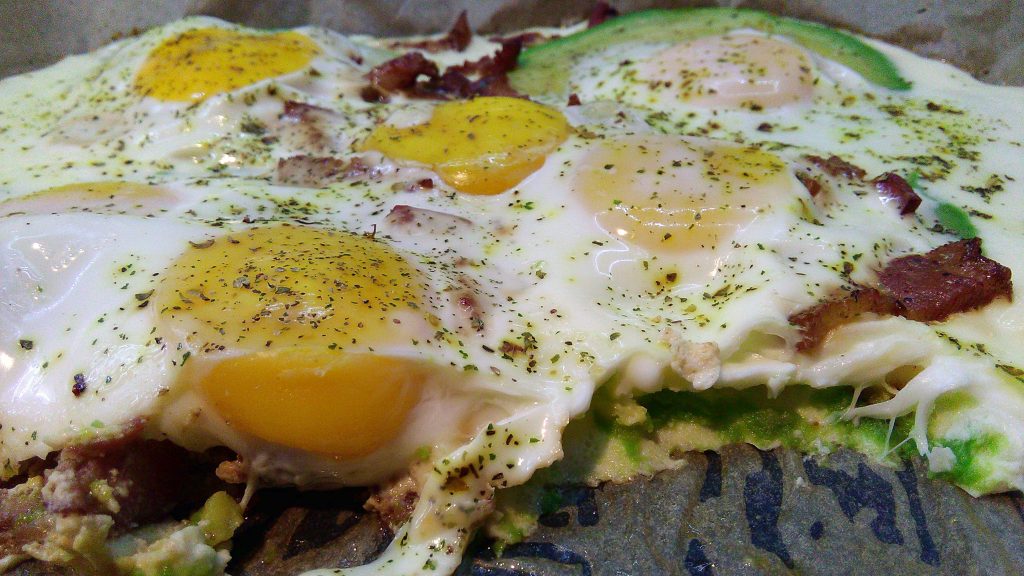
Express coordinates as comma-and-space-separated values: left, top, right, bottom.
509, 7, 913, 96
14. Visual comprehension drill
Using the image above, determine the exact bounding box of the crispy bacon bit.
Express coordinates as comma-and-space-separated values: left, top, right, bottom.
281, 100, 333, 122
796, 172, 823, 197
391, 179, 435, 193
874, 172, 921, 215
806, 154, 867, 180
451, 37, 521, 77
71, 373, 86, 397
387, 204, 416, 225
588, 1, 620, 27
790, 288, 896, 351
365, 475, 419, 532
879, 238, 1012, 322
445, 11, 473, 52
791, 238, 1012, 350
461, 73, 520, 98
275, 155, 369, 187
359, 85, 389, 103
390, 11, 472, 53
465, 38, 523, 95
367, 52, 440, 93
456, 291, 485, 332
567, 93, 582, 106
364, 37, 524, 101
384, 204, 473, 234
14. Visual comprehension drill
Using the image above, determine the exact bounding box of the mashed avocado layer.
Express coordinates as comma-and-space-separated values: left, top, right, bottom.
487, 383, 1009, 543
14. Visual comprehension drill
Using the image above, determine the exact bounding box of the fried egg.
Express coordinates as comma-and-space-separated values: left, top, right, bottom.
2, 9, 1024, 576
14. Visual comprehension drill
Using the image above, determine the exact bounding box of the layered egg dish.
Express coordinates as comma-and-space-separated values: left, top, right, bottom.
1, 6, 1024, 575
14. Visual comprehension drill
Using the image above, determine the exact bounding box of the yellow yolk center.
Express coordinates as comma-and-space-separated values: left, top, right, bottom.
363, 96, 569, 195
2, 181, 175, 215
637, 34, 814, 109
134, 27, 320, 102
201, 351, 425, 458
156, 225, 431, 457
575, 135, 795, 253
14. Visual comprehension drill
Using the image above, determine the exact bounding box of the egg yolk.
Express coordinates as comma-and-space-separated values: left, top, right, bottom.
134, 27, 320, 102
156, 224, 432, 457
2, 181, 175, 215
637, 34, 814, 109
575, 135, 795, 253
362, 96, 569, 195
201, 351, 425, 457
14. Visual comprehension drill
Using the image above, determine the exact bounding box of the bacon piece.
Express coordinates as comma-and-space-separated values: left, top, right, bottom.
450, 37, 522, 78
455, 290, 485, 333
281, 100, 332, 122
278, 100, 346, 154
465, 74, 520, 97
364, 37, 524, 101
276, 155, 345, 186
387, 204, 417, 225
384, 204, 473, 235
796, 172, 823, 197
42, 428, 191, 529
365, 475, 419, 532
464, 38, 523, 96
878, 238, 1012, 322
367, 52, 440, 93
359, 85, 389, 103
391, 179, 435, 193
588, 1, 620, 27
36, 421, 231, 532
790, 288, 896, 351
389, 11, 472, 53
420, 37, 525, 99
806, 154, 867, 180
874, 172, 921, 215
275, 155, 369, 187
791, 239, 1012, 350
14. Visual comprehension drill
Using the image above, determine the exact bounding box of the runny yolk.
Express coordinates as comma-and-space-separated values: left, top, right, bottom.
134, 27, 320, 102
201, 351, 425, 457
362, 96, 569, 195
156, 224, 432, 457
575, 135, 795, 253
637, 34, 815, 109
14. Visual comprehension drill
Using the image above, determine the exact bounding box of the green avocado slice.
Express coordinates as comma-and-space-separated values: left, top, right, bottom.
509, 7, 912, 97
